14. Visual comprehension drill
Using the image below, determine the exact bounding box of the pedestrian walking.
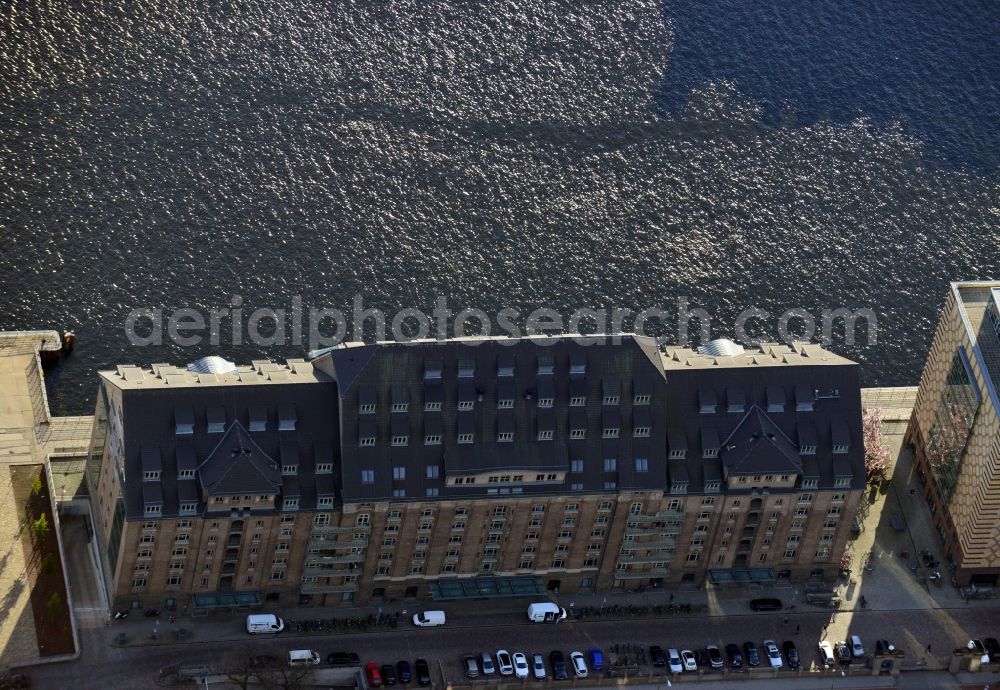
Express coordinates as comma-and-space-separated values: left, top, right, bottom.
926, 644, 932, 653
796, 624, 800, 634
669, 593, 674, 602
783, 616, 788, 625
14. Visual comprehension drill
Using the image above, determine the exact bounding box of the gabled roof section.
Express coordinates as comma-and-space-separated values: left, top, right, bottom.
720, 405, 802, 476
311, 343, 379, 394
197, 420, 281, 495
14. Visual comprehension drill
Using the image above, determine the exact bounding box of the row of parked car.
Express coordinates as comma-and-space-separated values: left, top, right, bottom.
463, 649, 602, 680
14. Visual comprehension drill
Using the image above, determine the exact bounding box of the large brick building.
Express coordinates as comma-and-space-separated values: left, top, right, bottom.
906, 281, 1000, 588
84, 335, 865, 612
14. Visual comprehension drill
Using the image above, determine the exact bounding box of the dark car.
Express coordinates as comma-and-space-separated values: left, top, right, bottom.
328, 652, 362, 667
414, 658, 431, 686
743, 642, 760, 667
706, 645, 724, 669
462, 655, 479, 679
397, 660, 412, 683
694, 649, 711, 667
782, 641, 800, 669
249, 654, 283, 670
984, 638, 1000, 663
749, 598, 783, 611
649, 645, 667, 667
834, 641, 852, 666
549, 651, 568, 680
725, 643, 743, 668
875, 640, 896, 656
381, 664, 398, 686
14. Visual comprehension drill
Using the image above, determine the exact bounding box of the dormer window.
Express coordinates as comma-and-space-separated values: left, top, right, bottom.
424, 434, 442, 445
795, 384, 815, 412
537, 430, 553, 441
206, 407, 225, 433
359, 436, 376, 447
457, 433, 474, 444
602, 427, 620, 439
537, 354, 555, 376
537, 397, 553, 408
603, 395, 620, 405
570, 396, 586, 406
317, 497, 334, 508
283, 497, 300, 511
144, 504, 162, 517
249, 406, 267, 432
833, 443, 849, 454
698, 388, 717, 414
800, 444, 816, 455
497, 356, 514, 378
143, 471, 160, 481
669, 449, 686, 460
570, 354, 586, 375
458, 400, 474, 411
178, 469, 195, 479
391, 402, 409, 413
391, 435, 409, 446
497, 398, 514, 409
425, 401, 442, 412
497, 432, 514, 442
179, 502, 198, 515
570, 429, 586, 439
458, 359, 475, 378
175, 409, 194, 435
359, 403, 376, 414
424, 358, 442, 380
633, 394, 650, 405
726, 388, 745, 414
316, 463, 333, 474
282, 464, 298, 476
633, 426, 650, 437
278, 404, 296, 431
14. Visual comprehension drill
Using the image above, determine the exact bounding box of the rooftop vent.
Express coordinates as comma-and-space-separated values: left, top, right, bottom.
697, 339, 745, 358
187, 356, 238, 375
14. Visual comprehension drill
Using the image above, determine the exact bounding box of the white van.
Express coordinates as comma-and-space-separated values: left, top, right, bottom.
412, 610, 446, 627
246, 613, 285, 634
527, 602, 567, 623
288, 650, 321, 667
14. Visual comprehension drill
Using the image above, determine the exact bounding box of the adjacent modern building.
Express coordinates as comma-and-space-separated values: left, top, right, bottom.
84, 334, 865, 612
906, 281, 1000, 588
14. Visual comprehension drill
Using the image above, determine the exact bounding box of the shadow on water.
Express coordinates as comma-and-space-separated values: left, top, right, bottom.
654, 0, 1000, 169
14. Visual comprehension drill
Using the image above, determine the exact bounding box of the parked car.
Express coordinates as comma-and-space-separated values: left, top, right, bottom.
570, 652, 588, 678
725, 643, 743, 668
968, 640, 990, 665
381, 664, 398, 686
414, 658, 431, 686
496, 650, 514, 676
782, 641, 800, 669
694, 649, 710, 668
588, 648, 604, 671
328, 652, 361, 667
706, 645, 724, 669
875, 639, 896, 656
649, 645, 667, 667
743, 641, 760, 667
532, 653, 547, 680
365, 662, 383, 687
480, 652, 496, 675
550, 651, 568, 680
667, 648, 683, 673
763, 640, 783, 669
850, 635, 865, 658
749, 598, 783, 611
817, 640, 835, 667
513, 653, 529, 679
680, 649, 697, 671
397, 660, 411, 683
834, 641, 852, 666
462, 655, 479, 679
984, 638, 1000, 663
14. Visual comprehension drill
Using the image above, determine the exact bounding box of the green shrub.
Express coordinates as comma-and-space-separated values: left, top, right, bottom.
31, 473, 42, 495
33, 513, 50, 537
46, 592, 62, 617
40, 554, 56, 576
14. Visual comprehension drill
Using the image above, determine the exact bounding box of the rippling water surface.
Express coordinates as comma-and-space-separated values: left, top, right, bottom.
1, 0, 998, 414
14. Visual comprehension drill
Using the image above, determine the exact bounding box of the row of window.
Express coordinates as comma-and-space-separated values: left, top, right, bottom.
361, 394, 652, 415
361, 424, 652, 447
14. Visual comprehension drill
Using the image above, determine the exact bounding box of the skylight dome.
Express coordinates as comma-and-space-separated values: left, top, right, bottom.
187, 356, 238, 375
697, 339, 745, 357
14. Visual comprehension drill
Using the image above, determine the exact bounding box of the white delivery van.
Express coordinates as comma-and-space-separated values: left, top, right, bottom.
246, 613, 285, 634
288, 650, 321, 667
527, 602, 567, 623
412, 610, 446, 627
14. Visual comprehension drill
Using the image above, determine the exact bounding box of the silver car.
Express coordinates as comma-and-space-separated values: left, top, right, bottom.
531, 653, 547, 680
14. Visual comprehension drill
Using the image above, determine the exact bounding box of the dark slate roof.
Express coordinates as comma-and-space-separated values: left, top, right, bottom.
663, 359, 865, 492
197, 421, 282, 495
314, 335, 668, 501
115, 378, 339, 520
720, 407, 803, 476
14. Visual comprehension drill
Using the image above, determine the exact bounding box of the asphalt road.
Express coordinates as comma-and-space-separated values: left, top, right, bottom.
24, 606, 1000, 690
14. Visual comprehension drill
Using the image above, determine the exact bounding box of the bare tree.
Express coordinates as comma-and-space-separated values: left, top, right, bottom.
863, 407, 890, 482
257, 665, 315, 690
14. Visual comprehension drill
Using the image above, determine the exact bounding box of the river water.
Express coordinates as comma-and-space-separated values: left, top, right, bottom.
1, 0, 998, 414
